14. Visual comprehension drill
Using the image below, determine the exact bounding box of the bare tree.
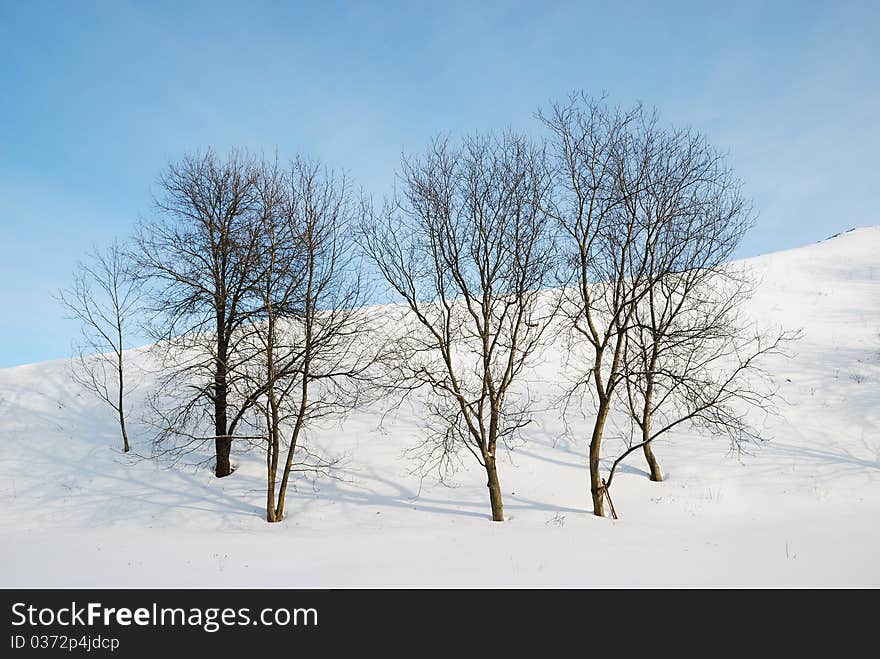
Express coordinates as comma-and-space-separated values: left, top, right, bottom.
541, 95, 657, 517
360, 133, 555, 522
134, 150, 263, 477
608, 281, 797, 507
235, 157, 375, 522
543, 93, 797, 517
608, 127, 757, 486
603, 128, 799, 502
58, 240, 143, 452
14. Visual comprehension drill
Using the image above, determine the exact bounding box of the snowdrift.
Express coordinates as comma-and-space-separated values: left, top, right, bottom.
1, 227, 878, 586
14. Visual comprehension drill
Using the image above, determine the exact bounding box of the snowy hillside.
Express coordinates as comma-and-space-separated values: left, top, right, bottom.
1, 227, 879, 587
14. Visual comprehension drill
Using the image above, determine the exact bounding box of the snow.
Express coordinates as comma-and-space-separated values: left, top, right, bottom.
2, 227, 879, 587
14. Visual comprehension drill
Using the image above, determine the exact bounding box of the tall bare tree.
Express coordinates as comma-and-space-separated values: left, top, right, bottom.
360, 134, 556, 522
135, 150, 263, 477
541, 95, 657, 517
543, 93, 796, 517
58, 240, 143, 452
610, 126, 758, 484
604, 130, 800, 503
235, 158, 375, 522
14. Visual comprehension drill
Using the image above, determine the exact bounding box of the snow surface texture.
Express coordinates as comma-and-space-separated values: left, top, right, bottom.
2, 227, 879, 587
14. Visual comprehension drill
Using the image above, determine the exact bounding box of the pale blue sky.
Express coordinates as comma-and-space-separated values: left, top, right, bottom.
1, 0, 877, 366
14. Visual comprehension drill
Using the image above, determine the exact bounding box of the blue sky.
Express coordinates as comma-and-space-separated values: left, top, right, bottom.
0, 0, 877, 367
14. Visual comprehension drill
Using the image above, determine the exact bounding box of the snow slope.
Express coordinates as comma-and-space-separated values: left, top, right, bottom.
1, 227, 879, 587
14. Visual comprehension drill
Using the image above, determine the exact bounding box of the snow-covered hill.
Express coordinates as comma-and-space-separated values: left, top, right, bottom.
2, 227, 879, 586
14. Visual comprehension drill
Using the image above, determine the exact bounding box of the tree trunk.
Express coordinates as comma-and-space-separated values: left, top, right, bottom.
643, 442, 663, 482
274, 420, 304, 522
485, 457, 504, 522
119, 411, 130, 453
266, 494, 279, 523
266, 421, 279, 523
214, 359, 232, 478
215, 434, 231, 477
214, 339, 232, 478
266, 386, 282, 523
265, 307, 282, 523
266, 487, 278, 523
273, 289, 314, 524
641, 352, 662, 481
266, 485, 277, 522
589, 401, 609, 517
116, 343, 129, 453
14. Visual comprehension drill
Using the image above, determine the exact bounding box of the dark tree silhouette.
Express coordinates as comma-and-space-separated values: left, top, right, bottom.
135, 150, 264, 477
